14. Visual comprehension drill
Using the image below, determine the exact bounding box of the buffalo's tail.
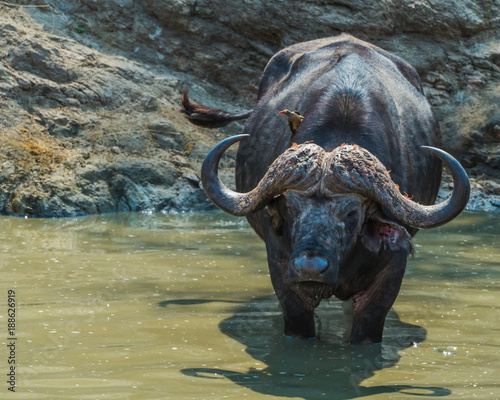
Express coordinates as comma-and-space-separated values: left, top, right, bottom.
181, 90, 252, 128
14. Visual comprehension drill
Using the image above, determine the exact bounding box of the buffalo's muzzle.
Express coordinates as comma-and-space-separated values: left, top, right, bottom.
289, 251, 338, 284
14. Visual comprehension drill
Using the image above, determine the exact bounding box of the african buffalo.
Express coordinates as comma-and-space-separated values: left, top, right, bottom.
182, 34, 470, 344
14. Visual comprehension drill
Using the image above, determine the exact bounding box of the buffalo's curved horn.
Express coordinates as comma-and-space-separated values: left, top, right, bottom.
202, 135, 324, 216
323, 145, 470, 229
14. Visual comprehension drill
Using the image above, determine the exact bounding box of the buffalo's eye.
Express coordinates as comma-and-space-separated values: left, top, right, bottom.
345, 210, 358, 225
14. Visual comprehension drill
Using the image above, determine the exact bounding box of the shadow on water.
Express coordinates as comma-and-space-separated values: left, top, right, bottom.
162, 296, 451, 399
158, 299, 241, 307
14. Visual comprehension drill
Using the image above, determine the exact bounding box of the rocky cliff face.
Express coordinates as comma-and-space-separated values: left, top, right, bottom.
0, 1, 499, 216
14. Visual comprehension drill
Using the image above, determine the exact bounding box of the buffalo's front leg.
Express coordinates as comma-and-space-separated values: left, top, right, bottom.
267, 255, 318, 339
350, 254, 407, 344
277, 284, 317, 338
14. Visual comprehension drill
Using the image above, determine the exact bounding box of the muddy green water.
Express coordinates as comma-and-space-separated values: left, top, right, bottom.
0, 211, 498, 399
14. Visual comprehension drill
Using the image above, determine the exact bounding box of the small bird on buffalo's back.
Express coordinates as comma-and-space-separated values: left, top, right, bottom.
280, 109, 304, 135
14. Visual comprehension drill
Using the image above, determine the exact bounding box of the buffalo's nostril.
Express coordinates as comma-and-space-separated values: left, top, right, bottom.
293, 255, 329, 275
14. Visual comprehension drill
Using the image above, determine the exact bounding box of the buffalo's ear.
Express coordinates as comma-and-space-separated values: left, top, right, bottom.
265, 198, 284, 235
361, 216, 412, 254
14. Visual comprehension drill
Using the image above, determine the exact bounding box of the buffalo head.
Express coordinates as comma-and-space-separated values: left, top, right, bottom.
201, 134, 469, 291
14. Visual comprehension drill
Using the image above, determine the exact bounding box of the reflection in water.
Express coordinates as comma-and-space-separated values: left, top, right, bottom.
180, 296, 450, 399
0, 211, 498, 399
